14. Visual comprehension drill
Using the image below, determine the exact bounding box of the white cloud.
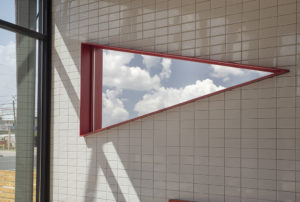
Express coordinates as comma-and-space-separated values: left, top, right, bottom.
102, 88, 129, 127
248, 69, 271, 77
142, 55, 161, 70
134, 79, 224, 115
103, 50, 161, 91
210, 64, 271, 82
160, 58, 172, 79
142, 55, 172, 79
210, 64, 245, 82
0, 41, 15, 68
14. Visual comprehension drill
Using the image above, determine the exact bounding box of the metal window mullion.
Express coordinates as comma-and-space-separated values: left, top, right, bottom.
37, 0, 51, 201
0, 19, 46, 40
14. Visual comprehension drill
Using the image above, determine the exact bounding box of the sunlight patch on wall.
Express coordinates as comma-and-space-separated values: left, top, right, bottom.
54, 25, 80, 96
103, 142, 140, 202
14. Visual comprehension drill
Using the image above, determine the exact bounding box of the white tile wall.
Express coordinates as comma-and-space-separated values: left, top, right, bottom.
51, 0, 300, 201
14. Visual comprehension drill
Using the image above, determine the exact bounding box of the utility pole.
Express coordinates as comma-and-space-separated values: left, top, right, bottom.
8, 126, 10, 150
12, 97, 16, 127
9, 97, 16, 151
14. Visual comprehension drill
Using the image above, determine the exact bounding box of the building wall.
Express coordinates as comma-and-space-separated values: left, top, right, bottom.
51, 0, 300, 201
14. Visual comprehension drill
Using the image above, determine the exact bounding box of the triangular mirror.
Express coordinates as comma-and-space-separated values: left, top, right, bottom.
80, 43, 288, 136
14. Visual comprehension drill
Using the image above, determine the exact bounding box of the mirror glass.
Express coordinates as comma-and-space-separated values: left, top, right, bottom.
102, 49, 271, 128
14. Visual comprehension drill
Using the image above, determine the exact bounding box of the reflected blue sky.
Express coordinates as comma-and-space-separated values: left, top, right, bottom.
102, 49, 270, 128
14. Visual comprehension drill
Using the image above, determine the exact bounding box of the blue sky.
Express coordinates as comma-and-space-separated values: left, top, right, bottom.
102, 50, 270, 128
0, 1, 40, 120
0, 1, 16, 120
0, 0, 15, 44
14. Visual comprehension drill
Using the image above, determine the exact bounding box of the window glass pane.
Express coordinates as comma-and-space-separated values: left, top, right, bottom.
0, 0, 40, 33
0, 0, 15, 24
0, 28, 38, 201
100, 49, 271, 128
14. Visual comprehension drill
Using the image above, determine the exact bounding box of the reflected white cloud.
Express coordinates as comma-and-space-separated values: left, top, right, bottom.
160, 58, 172, 79
103, 89, 129, 127
134, 79, 224, 115
210, 64, 245, 82
142, 54, 160, 70
249, 69, 271, 77
103, 50, 160, 91
102, 50, 269, 128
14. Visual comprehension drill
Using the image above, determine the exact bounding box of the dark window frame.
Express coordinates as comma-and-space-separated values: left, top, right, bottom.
0, 0, 51, 202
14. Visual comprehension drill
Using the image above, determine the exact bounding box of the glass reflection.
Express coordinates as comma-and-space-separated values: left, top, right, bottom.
102, 50, 270, 128
0, 0, 39, 32
0, 28, 37, 201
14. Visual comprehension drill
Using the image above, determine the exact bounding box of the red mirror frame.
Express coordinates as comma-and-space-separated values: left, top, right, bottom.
80, 42, 288, 137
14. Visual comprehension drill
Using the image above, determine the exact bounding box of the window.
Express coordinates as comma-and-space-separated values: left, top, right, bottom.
0, 1, 51, 201
80, 43, 288, 136
0, 28, 38, 201
0, 0, 40, 32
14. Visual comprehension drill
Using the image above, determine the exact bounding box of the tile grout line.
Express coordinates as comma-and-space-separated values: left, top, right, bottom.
240, 0, 243, 201
276, 1, 278, 201
193, 0, 196, 200
179, 2, 182, 200
295, 1, 298, 201
258, 1, 261, 199
224, 1, 227, 200
152, 115, 154, 201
